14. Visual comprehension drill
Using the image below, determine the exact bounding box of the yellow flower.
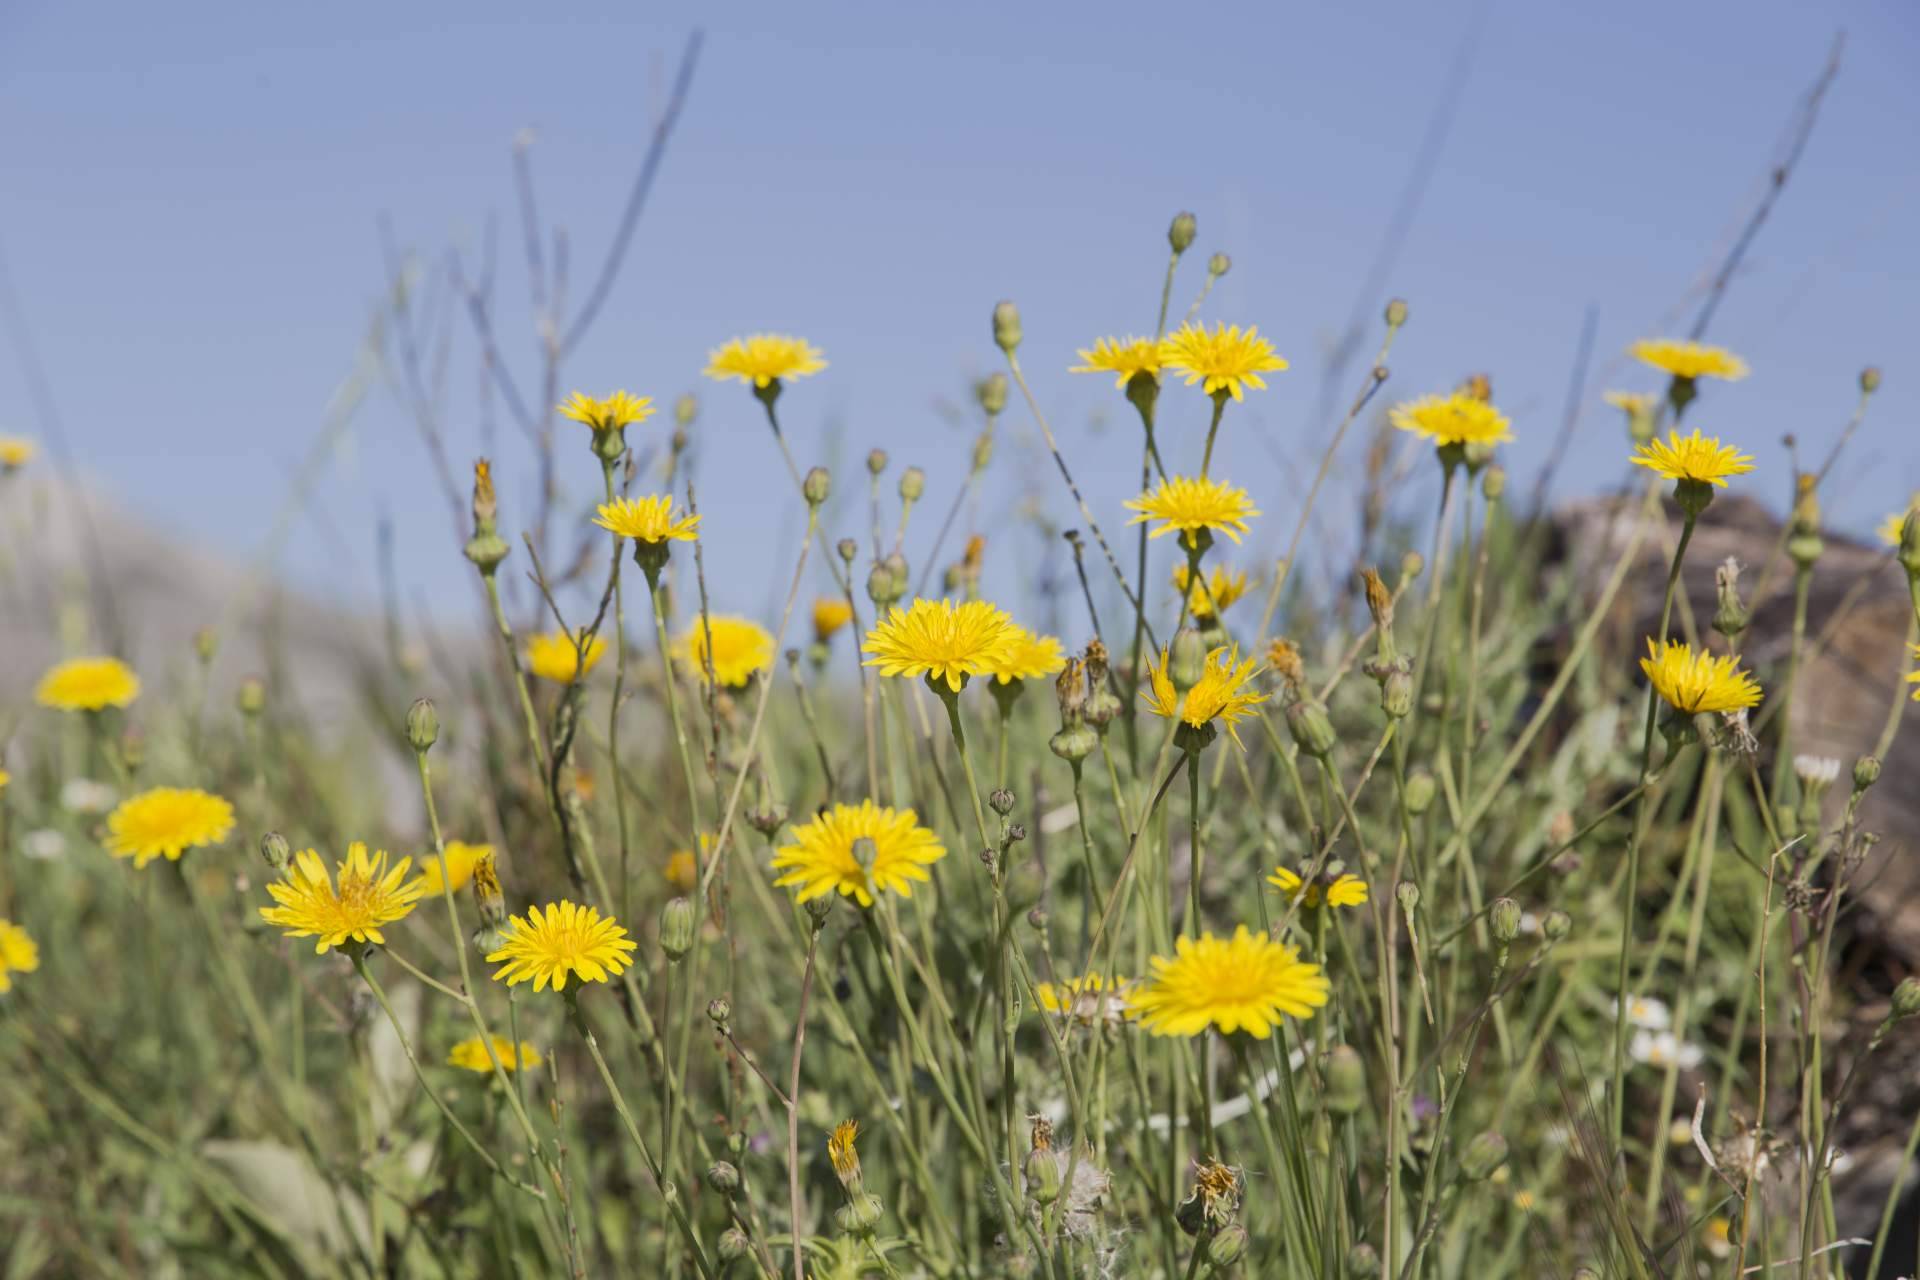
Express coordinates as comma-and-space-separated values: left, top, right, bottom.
1878, 503, 1917, 549
0, 436, 36, 470
1071, 336, 1168, 388
594, 495, 699, 544
1704, 1216, 1733, 1259
1267, 866, 1369, 909
35, 656, 140, 712
703, 334, 827, 389
1172, 563, 1251, 618
680, 615, 776, 688
1142, 645, 1268, 746
1603, 390, 1658, 416
259, 843, 425, 954
104, 787, 236, 868
1125, 475, 1260, 547
558, 390, 654, 433
1631, 430, 1756, 488
666, 849, 699, 894
1640, 639, 1762, 714
1161, 322, 1289, 401
1129, 925, 1330, 1038
525, 631, 606, 683
486, 900, 638, 992
862, 597, 1018, 694
985, 625, 1067, 685
447, 1035, 542, 1074
412, 840, 491, 897
827, 1119, 861, 1185
771, 799, 946, 907
1388, 392, 1514, 448
1630, 339, 1748, 382
813, 597, 854, 642
0, 919, 40, 993
0, 768, 10, 791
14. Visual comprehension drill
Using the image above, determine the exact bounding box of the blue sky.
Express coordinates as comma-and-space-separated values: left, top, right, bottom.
3, 1, 1916, 635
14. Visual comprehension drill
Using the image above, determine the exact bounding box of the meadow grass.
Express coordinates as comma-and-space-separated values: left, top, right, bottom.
2, 211, 1918, 1280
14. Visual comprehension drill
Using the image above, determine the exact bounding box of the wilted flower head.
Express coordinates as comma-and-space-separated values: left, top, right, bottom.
1142, 645, 1268, 746
1173, 562, 1251, 619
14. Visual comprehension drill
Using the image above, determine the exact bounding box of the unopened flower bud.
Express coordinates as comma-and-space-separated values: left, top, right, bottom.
1050, 722, 1098, 762
836, 537, 858, 565
1169, 626, 1207, 691
194, 627, 219, 664
866, 560, 897, 608
884, 552, 909, 600
1490, 897, 1522, 944
748, 804, 788, 836
707, 997, 731, 1029
660, 898, 696, 962
1395, 880, 1420, 913
1861, 366, 1882, 394
705, 1161, 741, 1197
899, 466, 925, 503
971, 429, 994, 472
260, 832, 292, 874
406, 698, 439, 753
803, 466, 831, 507
1379, 665, 1413, 720
716, 1228, 750, 1262
1208, 251, 1231, 278
1900, 511, 1920, 580
674, 393, 698, 428
1542, 910, 1572, 942
237, 676, 266, 717
1324, 1044, 1366, 1115
976, 372, 1009, 417
992, 300, 1022, 354
989, 788, 1015, 817
1384, 298, 1409, 329
1168, 211, 1197, 254
1459, 1130, 1509, 1181
1482, 466, 1506, 501
1403, 769, 1436, 815
1287, 699, 1338, 758
1346, 1243, 1380, 1278
1892, 976, 1920, 1020
1852, 755, 1881, 791
1024, 1148, 1063, 1205
866, 449, 888, 477
1207, 1224, 1249, 1268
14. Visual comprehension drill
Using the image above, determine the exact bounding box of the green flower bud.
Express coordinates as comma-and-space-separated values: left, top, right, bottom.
707, 998, 732, 1029
260, 832, 292, 874
1853, 755, 1881, 791
836, 537, 858, 565
804, 895, 832, 932
1481, 466, 1506, 501
971, 429, 995, 473
406, 698, 439, 753
716, 1228, 750, 1263
1542, 910, 1572, 942
1169, 626, 1207, 691
1324, 1044, 1366, 1116
866, 449, 889, 477
705, 1161, 741, 1197
1713, 557, 1750, 639
1489, 897, 1522, 945
1024, 1149, 1063, 1205
1901, 510, 1920, 580
1891, 976, 1920, 1020
674, 393, 698, 428
1459, 1130, 1509, 1181
1861, 366, 1882, 394
884, 552, 910, 601
1384, 298, 1409, 329
899, 466, 925, 503
660, 897, 696, 962
1287, 698, 1338, 758
1672, 477, 1715, 521
989, 788, 1016, 817
1050, 723, 1098, 762
237, 676, 266, 717
1208, 251, 1232, 278
866, 560, 898, 609
803, 466, 832, 507
993, 300, 1022, 354
1346, 1243, 1380, 1278
1399, 550, 1424, 584
1168, 211, 1197, 254
194, 627, 219, 664
1207, 1224, 1249, 1268
1397, 774, 1433, 821
976, 372, 1009, 417
1395, 880, 1420, 913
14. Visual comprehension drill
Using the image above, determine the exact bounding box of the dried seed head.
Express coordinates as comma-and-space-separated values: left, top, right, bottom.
1360, 567, 1393, 629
